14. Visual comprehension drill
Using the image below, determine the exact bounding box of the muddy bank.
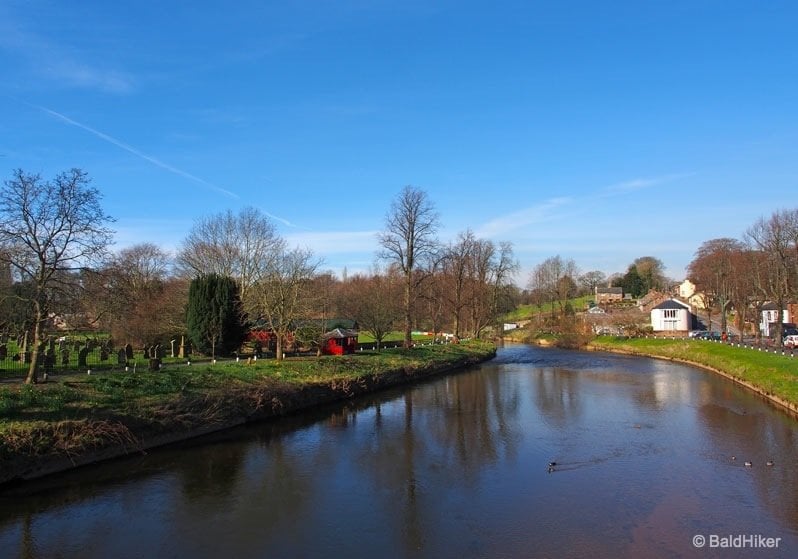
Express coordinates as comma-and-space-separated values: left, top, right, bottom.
0, 349, 494, 487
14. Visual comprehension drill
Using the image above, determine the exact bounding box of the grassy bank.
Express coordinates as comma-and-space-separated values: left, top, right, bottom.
0, 340, 496, 484
590, 336, 798, 409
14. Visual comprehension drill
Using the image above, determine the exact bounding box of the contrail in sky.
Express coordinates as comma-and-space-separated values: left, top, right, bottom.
30, 102, 240, 199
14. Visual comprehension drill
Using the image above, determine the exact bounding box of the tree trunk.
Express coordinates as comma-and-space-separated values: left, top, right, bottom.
25, 304, 43, 385
276, 334, 284, 361
403, 275, 412, 348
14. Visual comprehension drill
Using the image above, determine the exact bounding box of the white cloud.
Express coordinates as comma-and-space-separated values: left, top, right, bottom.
601, 173, 695, 195
285, 230, 380, 254
0, 21, 135, 94
474, 197, 573, 238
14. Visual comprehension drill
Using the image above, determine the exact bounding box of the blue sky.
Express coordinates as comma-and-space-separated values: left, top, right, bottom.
1, 1, 796, 285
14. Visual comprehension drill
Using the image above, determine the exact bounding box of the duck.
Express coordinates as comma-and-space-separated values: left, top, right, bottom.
744, 461, 753, 467
548, 461, 557, 467
766, 460, 774, 467
731, 456, 736, 461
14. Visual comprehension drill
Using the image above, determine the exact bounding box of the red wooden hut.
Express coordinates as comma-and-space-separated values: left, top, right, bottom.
322, 328, 359, 355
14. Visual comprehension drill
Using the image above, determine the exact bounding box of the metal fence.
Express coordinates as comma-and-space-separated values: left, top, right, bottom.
0, 341, 168, 379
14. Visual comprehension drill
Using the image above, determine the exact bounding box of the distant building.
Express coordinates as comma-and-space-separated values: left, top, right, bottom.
760, 303, 797, 337
651, 299, 691, 332
637, 290, 669, 313
678, 279, 696, 299
595, 286, 623, 304
676, 279, 709, 309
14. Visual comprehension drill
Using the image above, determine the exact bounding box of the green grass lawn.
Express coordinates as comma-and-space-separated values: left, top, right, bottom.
503, 295, 593, 322
0, 340, 496, 440
357, 331, 435, 344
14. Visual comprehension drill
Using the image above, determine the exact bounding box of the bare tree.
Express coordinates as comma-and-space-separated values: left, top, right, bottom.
255, 247, 320, 361
528, 255, 578, 317
378, 186, 440, 348
90, 243, 185, 346
579, 270, 607, 296
441, 230, 477, 337
688, 238, 744, 334
339, 267, 402, 351
0, 169, 114, 384
177, 206, 284, 315
729, 248, 764, 339
746, 209, 798, 345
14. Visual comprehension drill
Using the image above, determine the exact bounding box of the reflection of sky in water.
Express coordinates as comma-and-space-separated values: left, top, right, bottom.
2, 345, 797, 559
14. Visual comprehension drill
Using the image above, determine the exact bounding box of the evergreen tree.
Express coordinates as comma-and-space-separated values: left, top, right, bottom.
614, 265, 645, 298
186, 274, 246, 359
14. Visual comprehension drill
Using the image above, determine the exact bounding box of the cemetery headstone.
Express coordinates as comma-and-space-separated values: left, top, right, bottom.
44, 349, 55, 373
78, 346, 89, 368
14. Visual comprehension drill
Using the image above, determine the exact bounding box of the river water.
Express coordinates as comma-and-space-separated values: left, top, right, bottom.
1, 344, 797, 558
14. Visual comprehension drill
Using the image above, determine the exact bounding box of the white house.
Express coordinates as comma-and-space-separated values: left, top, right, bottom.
651, 299, 691, 332
678, 279, 696, 299
760, 303, 795, 337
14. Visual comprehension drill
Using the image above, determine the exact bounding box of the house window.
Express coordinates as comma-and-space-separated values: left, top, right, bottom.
664, 309, 677, 319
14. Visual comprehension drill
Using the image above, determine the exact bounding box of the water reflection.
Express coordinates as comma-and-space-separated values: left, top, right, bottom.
1, 345, 798, 558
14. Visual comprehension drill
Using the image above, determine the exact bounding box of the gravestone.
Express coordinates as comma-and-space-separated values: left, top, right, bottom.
117, 349, 127, 366
78, 346, 89, 367
154, 344, 163, 359
100, 347, 109, 361
148, 357, 161, 371
142, 345, 150, 359
61, 349, 70, 366
44, 349, 55, 373
124, 343, 134, 360
0, 344, 6, 360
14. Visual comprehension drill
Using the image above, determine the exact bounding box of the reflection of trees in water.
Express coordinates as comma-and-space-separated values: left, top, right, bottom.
350, 369, 522, 555
532, 367, 583, 425
177, 441, 248, 500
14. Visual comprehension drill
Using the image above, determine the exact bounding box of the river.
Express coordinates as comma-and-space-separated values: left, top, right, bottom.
1, 344, 797, 558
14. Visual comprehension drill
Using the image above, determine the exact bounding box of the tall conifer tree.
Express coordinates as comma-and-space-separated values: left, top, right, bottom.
186, 274, 246, 359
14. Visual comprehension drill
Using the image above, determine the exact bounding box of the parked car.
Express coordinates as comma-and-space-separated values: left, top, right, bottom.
695, 331, 721, 341
784, 335, 798, 348
688, 330, 704, 338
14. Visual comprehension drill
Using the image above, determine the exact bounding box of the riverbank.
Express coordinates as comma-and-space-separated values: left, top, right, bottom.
0, 341, 496, 486
588, 336, 798, 416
